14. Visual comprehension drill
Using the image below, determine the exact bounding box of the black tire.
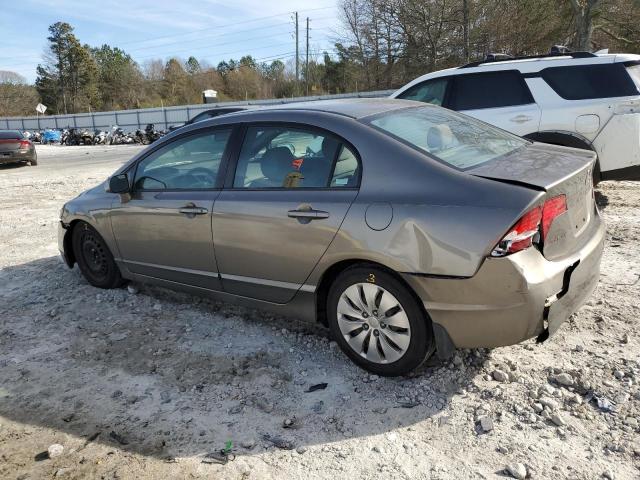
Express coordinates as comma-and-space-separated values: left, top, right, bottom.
327, 265, 434, 376
29, 157, 37, 166
72, 222, 123, 289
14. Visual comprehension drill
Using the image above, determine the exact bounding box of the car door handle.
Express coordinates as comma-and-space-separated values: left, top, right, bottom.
510, 115, 533, 124
179, 203, 208, 216
287, 209, 330, 219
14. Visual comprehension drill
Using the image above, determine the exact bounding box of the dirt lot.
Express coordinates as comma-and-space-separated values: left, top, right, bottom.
0, 145, 639, 480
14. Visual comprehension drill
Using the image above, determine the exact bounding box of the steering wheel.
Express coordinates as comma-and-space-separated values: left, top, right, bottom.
188, 167, 216, 184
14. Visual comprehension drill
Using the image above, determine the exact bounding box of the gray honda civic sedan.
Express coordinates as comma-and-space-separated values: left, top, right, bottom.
59, 99, 604, 376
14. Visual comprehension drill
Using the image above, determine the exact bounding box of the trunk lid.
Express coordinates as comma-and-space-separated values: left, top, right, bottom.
0, 138, 23, 153
468, 142, 597, 261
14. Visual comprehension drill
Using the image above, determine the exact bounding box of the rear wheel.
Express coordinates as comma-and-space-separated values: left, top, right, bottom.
72, 222, 123, 289
29, 157, 37, 166
327, 266, 433, 376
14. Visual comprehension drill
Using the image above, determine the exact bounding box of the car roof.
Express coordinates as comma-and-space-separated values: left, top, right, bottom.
195, 106, 250, 115
216, 98, 423, 121
392, 52, 640, 96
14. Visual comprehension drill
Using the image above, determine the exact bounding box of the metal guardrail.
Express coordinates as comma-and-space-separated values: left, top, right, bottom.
0, 90, 395, 133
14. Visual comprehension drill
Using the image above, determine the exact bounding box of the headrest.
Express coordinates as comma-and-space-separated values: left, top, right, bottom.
427, 124, 454, 152
260, 146, 294, 183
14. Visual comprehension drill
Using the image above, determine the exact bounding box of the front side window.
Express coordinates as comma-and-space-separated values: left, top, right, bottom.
397, 78, 448, 106
541, 63, 639, 100
233, 126, 359, 188
134, 129, 231, 190
448, 71, 534, 110
367, 106, 527, 170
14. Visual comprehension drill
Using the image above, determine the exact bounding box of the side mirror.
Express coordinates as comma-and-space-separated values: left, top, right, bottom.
109, 173, 130, 193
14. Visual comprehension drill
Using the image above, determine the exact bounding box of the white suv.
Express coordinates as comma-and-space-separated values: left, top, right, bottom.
391, 50, 640, 182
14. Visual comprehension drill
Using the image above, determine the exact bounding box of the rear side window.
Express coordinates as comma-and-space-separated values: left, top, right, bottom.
541, 64, 639, 100
233, 126, 360, 189
449, 71, 534, 110
396, 78, 448, 106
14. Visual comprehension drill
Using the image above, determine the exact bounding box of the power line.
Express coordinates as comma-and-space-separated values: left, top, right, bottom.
0, 17, 337, 74
0, 6, 337, 63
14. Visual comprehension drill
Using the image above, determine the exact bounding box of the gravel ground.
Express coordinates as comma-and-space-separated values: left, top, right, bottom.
0, 145, 639, 480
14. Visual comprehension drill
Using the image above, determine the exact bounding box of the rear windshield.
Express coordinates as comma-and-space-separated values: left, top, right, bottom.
0, 131, 23, 140
366, 106, 527, 170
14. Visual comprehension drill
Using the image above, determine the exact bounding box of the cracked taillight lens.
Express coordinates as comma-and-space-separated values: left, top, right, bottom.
492, 195, 567, 257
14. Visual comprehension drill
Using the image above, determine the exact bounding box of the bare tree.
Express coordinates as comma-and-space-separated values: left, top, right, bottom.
569, 0, 602, 49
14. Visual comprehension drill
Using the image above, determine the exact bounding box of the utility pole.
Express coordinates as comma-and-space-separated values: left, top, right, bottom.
294, 12, 299, 84
305, 17, 310, 96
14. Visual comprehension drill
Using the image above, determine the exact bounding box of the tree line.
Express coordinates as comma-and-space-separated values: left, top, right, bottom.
335, 0, 640, 91
0, 0, 639, 117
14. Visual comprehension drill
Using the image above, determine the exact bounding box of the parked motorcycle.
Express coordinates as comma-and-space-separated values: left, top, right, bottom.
108, 126, 136, 145
93, 130, 108, 145
144, 123, 162, 143
63, 128, 81, 146
24, 131, 42, 143
79, 129, 94, 145
132, 123, 163, 145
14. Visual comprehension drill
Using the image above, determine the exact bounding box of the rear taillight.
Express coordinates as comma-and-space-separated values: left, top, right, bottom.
492, 194, 567, 257
541, 195, 567, 241
492, 205, 542, 256
19, 140, 30, 150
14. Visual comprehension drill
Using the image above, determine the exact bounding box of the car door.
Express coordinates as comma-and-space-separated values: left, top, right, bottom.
446, 70, 541, 136
212, 124, 361, 303
110, 127, 233, 290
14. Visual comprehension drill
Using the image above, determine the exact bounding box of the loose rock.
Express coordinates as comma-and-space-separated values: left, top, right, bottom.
47, 444, 64, 459
492, 370, 509, 383
506, 463, 527, 479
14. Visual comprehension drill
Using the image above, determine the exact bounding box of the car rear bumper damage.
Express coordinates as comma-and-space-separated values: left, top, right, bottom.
403, 211, 605, 352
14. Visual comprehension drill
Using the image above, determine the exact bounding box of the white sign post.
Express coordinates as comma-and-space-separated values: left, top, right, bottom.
35, 104, 47, 130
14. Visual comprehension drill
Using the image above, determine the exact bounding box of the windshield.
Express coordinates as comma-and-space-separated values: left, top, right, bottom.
367, 106, 528, 170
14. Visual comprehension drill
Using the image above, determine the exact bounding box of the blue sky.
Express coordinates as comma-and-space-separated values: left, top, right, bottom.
0, 0, 340, 83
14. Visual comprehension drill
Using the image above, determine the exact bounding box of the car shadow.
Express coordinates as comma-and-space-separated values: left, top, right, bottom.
0, 256, 489, 461
595, 189, 609, 210
0, 162, 30, 171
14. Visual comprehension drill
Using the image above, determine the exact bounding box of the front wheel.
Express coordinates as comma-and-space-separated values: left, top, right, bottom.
72, 222, 123, 289
327, 266, 434, 376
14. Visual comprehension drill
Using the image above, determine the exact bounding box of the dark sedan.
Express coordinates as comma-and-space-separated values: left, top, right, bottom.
0, 130, 37, 166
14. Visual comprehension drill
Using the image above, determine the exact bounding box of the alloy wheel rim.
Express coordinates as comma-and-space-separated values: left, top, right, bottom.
336, 283, 411, 364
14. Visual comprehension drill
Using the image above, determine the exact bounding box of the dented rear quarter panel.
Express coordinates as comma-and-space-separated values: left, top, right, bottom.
306, 130, 544, 282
